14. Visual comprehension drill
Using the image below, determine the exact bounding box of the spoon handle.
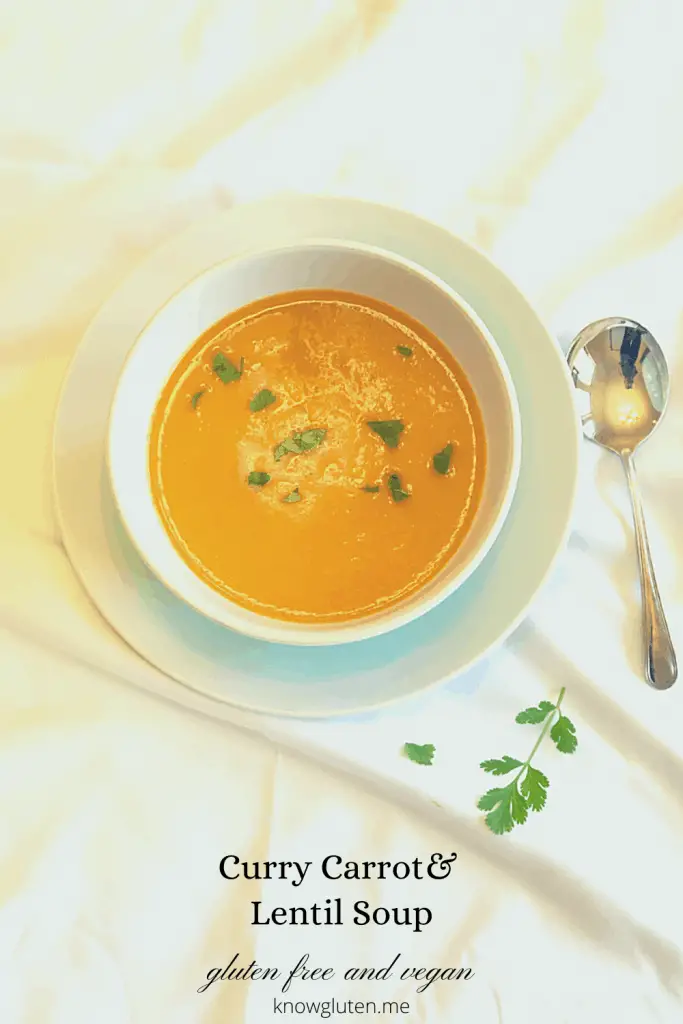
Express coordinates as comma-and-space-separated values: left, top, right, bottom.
621, 452, 677, 689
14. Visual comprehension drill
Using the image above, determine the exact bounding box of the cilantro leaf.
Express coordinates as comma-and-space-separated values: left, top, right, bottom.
367, 420, 405, 449
300, 428, 326, 449
520, 766, 549, 811
433, 443, 453, 475
362, 484, 380, 493
248, 471, 270, 487
477, 688, 576, 834
550, 715, 578, 754
477, 783, 528, 834
403, 743, 435, 766
250, 388, 276, 412
190, 389, 205, 410
480, 756, 523, 776
396, 345, 413, 358
274, 437, 302, 459
213, 352, 243, 383
510, 785, 529, 826
477, 786, 508, 812
515, 700, 555, 724
387, 473, 410, 502
274, 428, 327, 461
282, 488, 301, 503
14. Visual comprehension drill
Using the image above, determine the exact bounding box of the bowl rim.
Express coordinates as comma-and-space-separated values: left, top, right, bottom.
106, 237, 522, 645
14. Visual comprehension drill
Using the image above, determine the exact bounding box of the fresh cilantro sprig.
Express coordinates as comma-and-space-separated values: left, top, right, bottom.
478, 687, 577, 834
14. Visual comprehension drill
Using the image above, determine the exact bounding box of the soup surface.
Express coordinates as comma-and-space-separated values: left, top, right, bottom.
149, 289, 486, 622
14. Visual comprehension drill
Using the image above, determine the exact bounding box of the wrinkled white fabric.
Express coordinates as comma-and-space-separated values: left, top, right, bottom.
1, 0, 683, 1021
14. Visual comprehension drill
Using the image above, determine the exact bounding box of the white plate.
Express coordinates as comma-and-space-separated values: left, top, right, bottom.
53, 195, 579, 717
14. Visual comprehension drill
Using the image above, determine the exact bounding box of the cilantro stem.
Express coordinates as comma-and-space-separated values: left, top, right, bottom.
513, 686, 566, 783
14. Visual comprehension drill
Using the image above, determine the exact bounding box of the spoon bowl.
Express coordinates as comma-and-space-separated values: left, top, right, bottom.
567, 317, 677, 690
568, 317, 669, 453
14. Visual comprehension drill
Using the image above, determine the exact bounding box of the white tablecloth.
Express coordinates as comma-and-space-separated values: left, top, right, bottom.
2, 1, 683, 1021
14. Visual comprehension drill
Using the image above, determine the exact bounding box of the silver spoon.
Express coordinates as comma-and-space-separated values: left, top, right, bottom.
567, 317, 677, 690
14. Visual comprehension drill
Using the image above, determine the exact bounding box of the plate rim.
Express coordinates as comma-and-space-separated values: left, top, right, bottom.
53, 194, 580, 718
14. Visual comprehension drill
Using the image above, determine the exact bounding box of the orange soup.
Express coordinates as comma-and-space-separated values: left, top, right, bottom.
149, 290, 486, 622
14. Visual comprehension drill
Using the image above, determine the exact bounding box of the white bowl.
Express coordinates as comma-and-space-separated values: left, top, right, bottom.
107, 241, 521, 646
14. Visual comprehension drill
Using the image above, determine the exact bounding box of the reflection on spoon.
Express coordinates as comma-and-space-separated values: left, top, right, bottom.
619, 324, 642, 389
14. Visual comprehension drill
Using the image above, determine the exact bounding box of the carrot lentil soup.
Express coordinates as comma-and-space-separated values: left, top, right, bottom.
149, 289, 486, 622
